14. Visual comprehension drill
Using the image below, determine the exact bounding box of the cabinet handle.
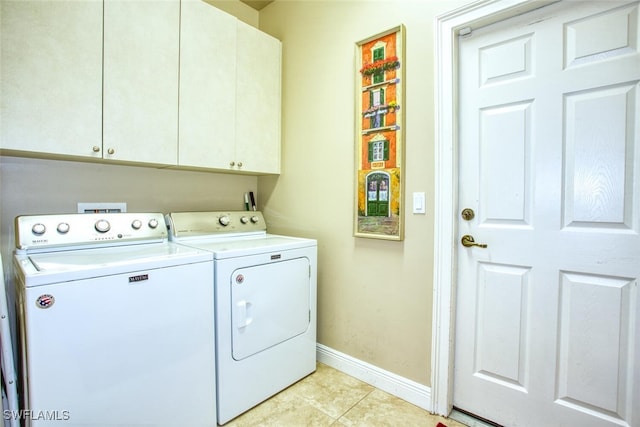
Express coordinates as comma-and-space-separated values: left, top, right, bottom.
107, 148, 115, 155
92, 146, 100, 153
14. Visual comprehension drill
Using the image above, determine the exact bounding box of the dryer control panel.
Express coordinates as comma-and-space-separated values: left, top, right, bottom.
15, 212, 168, 252
166, 211, 267, 238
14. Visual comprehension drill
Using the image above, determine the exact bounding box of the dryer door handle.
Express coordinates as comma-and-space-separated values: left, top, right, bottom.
236, 300, 253, 329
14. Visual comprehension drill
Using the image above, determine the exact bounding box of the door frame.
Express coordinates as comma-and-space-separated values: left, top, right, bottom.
430, 0, 559, 416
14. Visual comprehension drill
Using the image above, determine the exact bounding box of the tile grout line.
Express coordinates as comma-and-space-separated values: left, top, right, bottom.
334, 387, 377, 424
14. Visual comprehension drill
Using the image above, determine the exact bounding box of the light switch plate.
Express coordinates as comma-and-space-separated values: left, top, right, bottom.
413, 192, 426, 214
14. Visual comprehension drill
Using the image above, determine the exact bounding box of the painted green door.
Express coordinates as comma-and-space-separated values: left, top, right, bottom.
366, 172, 390, 217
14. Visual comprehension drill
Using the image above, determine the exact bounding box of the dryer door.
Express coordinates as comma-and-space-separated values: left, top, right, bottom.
231, 257, 310, 360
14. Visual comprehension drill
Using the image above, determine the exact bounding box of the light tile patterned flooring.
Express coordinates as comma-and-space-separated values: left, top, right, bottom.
224, 363, 467, 427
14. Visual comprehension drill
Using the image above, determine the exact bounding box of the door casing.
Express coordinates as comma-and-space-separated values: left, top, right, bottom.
430, 0, 560, 416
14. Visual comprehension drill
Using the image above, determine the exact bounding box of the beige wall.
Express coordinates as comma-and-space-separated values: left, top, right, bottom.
0, 0, 471, 391
258, 0, 467, 385
0, 156, 257, 289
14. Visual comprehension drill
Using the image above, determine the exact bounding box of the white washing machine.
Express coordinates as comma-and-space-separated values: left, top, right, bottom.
165, 211, 317, 425
13, 213, 217, 427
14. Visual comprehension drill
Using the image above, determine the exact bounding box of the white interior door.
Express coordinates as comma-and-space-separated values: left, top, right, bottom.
454, 2, 640, 426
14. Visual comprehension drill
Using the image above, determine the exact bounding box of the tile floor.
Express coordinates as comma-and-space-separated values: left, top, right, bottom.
223, 363, 468, 427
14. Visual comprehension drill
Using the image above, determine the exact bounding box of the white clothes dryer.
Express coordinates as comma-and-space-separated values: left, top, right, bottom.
166, 211, 317, 425
13, 213, 216, 427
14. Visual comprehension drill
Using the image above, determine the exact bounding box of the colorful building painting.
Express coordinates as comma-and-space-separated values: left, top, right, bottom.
355, 26, 405, 240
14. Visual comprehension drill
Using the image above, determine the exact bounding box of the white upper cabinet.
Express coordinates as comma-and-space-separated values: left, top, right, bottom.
179, 0, 237, 170
179, 4, 282, 175
103, 0, 180, 165
0, 0, 280, 174
235, 20, 282, 174
0, 1, 103, 156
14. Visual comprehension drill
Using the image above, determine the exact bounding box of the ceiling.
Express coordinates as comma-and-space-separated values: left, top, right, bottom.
240, 0, 274, 10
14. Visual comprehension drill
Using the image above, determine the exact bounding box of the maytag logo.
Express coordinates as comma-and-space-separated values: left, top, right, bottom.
128, 274, 149, 283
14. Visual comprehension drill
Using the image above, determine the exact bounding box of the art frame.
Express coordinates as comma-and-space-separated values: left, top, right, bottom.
354, 25, 406, 241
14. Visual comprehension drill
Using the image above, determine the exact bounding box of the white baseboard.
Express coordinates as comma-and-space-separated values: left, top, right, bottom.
316, 343, 432, 412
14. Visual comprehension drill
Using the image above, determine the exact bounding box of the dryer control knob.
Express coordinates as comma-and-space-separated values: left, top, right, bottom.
219, 215, 230, 226
95, 219, 111, 233
57, 222, 70, 234
240, 216, 249, 224
32, 223, 46, 235
250, 216, 259, 224
148, 219, 159, 229
131, 220, 142, 230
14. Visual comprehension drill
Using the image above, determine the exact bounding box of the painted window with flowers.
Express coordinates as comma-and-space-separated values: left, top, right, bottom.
355, 25, 405, 240
372, 46, 385, 84
370, 88, 385, 128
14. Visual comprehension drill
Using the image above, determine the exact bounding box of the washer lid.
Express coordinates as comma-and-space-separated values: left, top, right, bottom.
15, 242, 213, 287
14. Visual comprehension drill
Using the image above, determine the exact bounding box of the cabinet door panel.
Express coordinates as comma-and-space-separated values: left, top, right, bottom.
0, 1, 102, 157
236, 21, 282, 174
103, 0, 179, 165
179, 0, 236, 169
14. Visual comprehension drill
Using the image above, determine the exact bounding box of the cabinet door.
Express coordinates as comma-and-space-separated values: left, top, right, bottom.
0, 1, 102, 156
103, 0, 179, 165
178, 0, 236, 170
235, 20, 282, 174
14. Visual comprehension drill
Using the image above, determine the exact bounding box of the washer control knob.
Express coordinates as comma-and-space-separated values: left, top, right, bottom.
95, 219, 111, 233
148, 219, 159, 229
57, 222, 70, 234
240, 216, 249, 224
32, 223, 46, 235
131, 220, 142, 230
219, 215, 230, 226
250, 216, 259, 224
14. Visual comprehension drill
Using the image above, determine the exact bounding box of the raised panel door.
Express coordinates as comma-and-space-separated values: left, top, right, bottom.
454, 2, 640, 426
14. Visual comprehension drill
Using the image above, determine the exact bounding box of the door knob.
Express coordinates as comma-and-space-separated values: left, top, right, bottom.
461, 235, 487, 248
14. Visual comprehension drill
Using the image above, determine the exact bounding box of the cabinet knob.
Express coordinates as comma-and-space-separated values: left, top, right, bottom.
237, 162, 243, 168
229, 161, 235, 167
92, 146, 100, 153
107, 148, 115, 155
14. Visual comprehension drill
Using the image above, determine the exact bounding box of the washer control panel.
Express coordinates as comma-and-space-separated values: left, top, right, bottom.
15, 212, 168, 251
167, 211, 266, 237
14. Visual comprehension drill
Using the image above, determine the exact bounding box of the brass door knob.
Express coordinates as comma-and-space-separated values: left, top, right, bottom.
461, 235, 487, 248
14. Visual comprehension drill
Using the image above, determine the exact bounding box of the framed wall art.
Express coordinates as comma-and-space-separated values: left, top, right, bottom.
354, 25, 406, 240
